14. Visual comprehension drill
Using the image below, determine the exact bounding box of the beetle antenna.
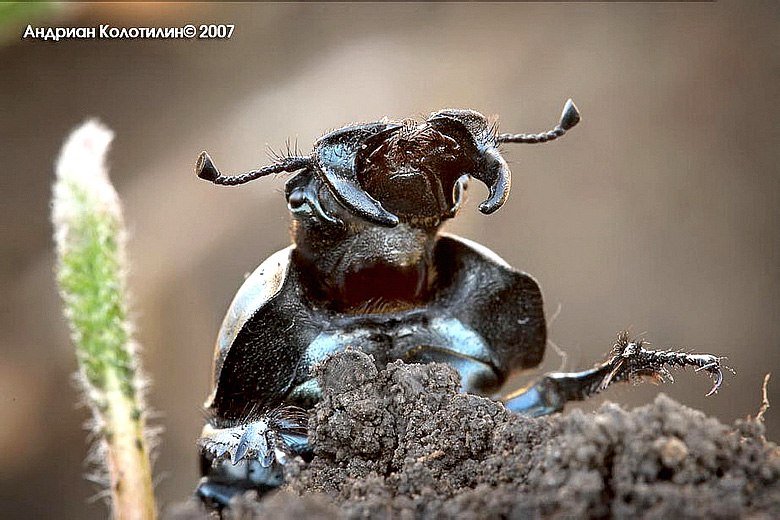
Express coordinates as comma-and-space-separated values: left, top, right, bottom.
497, 99, 581, 144
195, 151, 311, 186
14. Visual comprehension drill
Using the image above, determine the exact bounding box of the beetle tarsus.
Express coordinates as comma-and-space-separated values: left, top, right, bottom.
503, 331, 726, 417
598, 331, 726, 396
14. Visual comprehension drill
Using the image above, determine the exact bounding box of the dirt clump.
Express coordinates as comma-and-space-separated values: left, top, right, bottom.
170, 350, 780, 519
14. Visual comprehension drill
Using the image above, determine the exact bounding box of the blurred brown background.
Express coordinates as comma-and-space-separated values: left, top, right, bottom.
1, 2, 778, 518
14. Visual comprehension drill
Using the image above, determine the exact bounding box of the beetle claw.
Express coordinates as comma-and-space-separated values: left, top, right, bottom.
232, 426, 253, 465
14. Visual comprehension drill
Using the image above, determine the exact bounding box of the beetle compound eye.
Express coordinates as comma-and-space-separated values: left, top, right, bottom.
287, 189, 306, 210
286, 181, 344, 228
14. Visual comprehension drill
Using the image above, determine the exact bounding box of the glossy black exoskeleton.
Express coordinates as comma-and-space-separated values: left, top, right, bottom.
193, 101, 724, 508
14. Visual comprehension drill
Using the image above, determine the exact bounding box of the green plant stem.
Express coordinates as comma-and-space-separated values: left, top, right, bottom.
52, 120, 156, 520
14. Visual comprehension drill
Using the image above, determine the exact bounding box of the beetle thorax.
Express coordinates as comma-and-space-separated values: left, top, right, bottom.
292, 219, 440, 311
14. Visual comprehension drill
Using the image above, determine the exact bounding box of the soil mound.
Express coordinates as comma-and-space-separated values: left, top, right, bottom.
170, 350, 780, 519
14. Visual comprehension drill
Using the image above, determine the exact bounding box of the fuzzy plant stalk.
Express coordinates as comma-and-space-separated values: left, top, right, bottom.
52, 120, 157, 520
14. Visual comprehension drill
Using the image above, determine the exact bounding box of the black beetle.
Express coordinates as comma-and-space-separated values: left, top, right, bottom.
193, 101, 724, 507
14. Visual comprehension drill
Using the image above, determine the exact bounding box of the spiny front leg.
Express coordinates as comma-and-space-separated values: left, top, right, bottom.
503, 331, 727, 417
196, 406, 310, 509
598, 331, 726, 396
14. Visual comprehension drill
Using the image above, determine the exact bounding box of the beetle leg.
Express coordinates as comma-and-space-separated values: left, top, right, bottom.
503, 331, 727, 417
196, 457, 285, 510
199, 406, 309, 465
196, 406, 310, 508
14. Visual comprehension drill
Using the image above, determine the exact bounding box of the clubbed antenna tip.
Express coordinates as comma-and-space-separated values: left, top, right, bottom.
497, 98, 582, 144
194, 151, 311, 186
196, 151, 220, 181
559, 99, 581, 131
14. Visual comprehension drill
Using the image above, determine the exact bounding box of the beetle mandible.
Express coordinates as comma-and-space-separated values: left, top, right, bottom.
193, 101, 724, 507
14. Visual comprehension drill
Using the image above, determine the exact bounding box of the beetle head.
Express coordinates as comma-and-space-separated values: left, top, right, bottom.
196, 100, 579, 230
305, 109, 521, 229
